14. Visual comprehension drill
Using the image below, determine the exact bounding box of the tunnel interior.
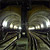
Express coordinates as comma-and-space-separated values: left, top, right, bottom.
0, 1, 50, 50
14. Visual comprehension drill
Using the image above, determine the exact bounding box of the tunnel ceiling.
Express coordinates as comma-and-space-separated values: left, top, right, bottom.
28, 5, 50, 29
0, 3, 50, 29
2, 12, 21, 27
0, 5, 50, 29
2, 11, 21, 28
0, 6, 21, 28
29, 11, 50, 27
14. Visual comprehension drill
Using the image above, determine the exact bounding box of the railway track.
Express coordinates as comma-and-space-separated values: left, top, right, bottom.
29, 32, 50, 50
0, 31, 50, 50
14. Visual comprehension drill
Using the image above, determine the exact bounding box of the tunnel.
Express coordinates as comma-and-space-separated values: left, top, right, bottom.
0, 0, 50, 50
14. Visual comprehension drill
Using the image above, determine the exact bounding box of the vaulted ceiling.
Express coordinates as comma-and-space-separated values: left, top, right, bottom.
0, 1, 50, 30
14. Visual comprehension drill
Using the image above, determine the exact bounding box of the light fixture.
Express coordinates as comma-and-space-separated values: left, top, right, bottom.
2, 21, 7, 27
36, 26, 38, 29
36, 25, 40, 29
41, 24, 44, 28
10, 23, 13, 28
46, 21, 50, 27
19, 26, 22, 29
14, 25, 18, 29
37, 25, 40, 29
22, 32, 25, 35
28, 27, 35, 30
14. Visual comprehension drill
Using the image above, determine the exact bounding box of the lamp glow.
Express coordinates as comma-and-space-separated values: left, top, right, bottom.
46, 21, 50, 27
19, 26, 22, 29
37, 25, 40, 29
2, 21, 7, 27
22, 32, 25, 35
41, 24, 44, 28
14, 25, 18, 29
28, 27, 35, 30
36, 26, 38, 29
10, 23, 13, 28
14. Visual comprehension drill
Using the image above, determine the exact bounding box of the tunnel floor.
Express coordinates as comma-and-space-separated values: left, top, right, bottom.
0, 32, 50, 50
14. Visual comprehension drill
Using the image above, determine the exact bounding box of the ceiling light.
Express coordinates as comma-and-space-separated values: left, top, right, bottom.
10, 23, 13, 28
22, 32, 25, 35
19, 26, 22, 29
41, 24, 44, 28
37, 25, 40, 29
28, 27, 35, 30
36, 26, 38, 29
14, 25, 18, 29
2, 21, 7, 27
46, 21, 50, 27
